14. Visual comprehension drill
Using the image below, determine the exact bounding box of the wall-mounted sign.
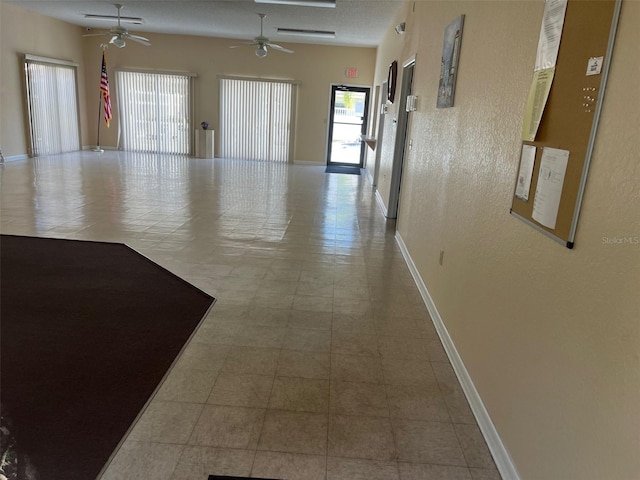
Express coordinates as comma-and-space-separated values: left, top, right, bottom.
437, 14, 465, 108
345, 67, 358, 78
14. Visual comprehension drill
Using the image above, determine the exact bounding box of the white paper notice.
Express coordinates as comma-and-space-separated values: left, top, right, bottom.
516, 145, 536, 201
532, 147, 569, 229
534, 0, 568, 71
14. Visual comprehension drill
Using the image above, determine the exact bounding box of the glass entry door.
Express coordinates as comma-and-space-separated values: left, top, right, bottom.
327, 85, 370, 167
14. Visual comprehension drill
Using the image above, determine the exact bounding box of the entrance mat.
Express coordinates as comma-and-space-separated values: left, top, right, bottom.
325, 165, 361, 175
0, 235, 215, 480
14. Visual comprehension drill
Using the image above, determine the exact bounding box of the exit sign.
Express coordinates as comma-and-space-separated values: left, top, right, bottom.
345, 68, 358, 78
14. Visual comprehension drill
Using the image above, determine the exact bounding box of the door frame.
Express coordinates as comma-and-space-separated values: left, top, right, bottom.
372, 80, 388, 186
326, 84, 370, 167
387, 56, 416, 219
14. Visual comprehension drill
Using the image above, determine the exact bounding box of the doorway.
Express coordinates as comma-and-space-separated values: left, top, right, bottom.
387, 59, 415, 219
326, 85, 370, 167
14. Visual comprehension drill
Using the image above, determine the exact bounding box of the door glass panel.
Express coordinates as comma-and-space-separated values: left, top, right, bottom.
328, 89, 368, 166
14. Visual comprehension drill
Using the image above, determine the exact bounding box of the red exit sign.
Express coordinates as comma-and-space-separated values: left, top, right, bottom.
345, 68, 358, 78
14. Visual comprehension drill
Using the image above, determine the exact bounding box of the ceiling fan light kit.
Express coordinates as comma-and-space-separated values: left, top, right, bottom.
111, 36, 126, 48
256, 45, 268, 57
255, 0, 336, 7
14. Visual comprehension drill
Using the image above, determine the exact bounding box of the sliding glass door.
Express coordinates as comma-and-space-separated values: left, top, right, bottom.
116, 71, 192, 154
25, 56, 80, 156
219, 77, 295, 163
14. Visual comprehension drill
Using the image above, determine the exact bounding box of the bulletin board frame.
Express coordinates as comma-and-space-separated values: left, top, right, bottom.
510, 0, 622, 249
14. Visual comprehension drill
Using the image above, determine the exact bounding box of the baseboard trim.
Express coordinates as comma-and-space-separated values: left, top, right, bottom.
364, 167, 374, 185
3, 154, 29, 163
395, 232, 521, 480
83, 145, 118, 152
375, 189, 388, 217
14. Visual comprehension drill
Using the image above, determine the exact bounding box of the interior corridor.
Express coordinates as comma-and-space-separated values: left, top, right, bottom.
0, 151, 500, 480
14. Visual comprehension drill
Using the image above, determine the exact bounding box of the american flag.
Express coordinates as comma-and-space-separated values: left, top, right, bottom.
100, 52, 112, 127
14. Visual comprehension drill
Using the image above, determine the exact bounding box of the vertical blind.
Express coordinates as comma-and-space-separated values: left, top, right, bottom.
219, 78, 294, 163
25, 59, 80, 156
116, 71, 192, 154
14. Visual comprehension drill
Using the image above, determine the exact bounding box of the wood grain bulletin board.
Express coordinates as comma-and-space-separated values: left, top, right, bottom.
510, 0, 622, 248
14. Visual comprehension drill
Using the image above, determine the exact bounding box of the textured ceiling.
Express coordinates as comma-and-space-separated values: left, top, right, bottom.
7, 0, 404, 47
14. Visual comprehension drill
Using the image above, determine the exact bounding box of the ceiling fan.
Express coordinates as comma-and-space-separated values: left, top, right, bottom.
230, 13, 294, 58
83, 4, 151, 48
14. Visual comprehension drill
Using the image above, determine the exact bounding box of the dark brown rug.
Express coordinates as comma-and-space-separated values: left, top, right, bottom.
0, 235, 215, 480
209, 477, 277, 480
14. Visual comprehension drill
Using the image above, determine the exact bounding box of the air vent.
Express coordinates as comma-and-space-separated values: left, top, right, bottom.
255, 0, 336, 8
84, 14, 144, 25
277, 28, 336, 38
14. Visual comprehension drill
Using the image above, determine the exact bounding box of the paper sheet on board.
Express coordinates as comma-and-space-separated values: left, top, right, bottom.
532, 147, 569, 229
515, 145, 537, 201
522, 67, 555, 141
535, 0, 568, 71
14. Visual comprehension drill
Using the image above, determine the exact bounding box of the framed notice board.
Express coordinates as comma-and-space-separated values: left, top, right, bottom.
510, 0, 622, 248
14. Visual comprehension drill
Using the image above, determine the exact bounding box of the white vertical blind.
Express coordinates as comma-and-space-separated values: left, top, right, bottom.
116, 71, 191, 154
219, 78, 294, 163
25, 60, 80, 156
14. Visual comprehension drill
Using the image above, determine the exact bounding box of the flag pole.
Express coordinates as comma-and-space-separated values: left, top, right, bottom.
92, 90, 104, 152
92, 44, 108, 153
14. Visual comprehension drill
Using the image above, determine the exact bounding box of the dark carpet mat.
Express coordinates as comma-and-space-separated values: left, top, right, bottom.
0, 235, 215, 480
325, 165, 361, 175
209, 477, 278, 480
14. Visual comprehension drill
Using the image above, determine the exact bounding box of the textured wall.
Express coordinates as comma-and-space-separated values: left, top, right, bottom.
374, 1, 639, 479
0, 3, 88, 157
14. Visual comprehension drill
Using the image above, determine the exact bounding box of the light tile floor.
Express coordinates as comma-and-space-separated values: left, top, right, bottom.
0, 152, 501, 480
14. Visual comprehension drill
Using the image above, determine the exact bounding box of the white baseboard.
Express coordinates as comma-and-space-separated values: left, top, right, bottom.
375, 189, 388, 217
293, 160, 324, 166
364, 167, 374, 185
3, 154, 29, 163
83, 145, 118, 151
395, 232, 521, 480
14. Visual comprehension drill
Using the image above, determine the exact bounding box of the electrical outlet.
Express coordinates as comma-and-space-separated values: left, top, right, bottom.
439, 250, 445, 266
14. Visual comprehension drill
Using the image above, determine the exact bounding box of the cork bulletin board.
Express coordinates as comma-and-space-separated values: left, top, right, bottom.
510, 0, 622, 248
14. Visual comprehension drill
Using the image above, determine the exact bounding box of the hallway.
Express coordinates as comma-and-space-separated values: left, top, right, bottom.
0, 152, 499, 480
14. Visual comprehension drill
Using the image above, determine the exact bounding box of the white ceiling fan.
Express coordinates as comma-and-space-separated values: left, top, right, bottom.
83, 4, 151, 48
230, 13, 294, 58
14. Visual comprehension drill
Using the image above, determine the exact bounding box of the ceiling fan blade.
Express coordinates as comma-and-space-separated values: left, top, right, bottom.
82, 32, 110, 37
269, 43, 294, 54
127, 34, 151, 46
230, 41, 258, 48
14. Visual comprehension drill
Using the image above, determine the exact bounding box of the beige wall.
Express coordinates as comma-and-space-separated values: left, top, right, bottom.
373, 1, 639, 479
81, 33, 376, 163
0, 3, 88, 157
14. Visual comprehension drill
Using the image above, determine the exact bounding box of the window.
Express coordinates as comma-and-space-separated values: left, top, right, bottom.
219, 77, 295, 163
25, 56, 80, 156
116, 71, 193, 154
